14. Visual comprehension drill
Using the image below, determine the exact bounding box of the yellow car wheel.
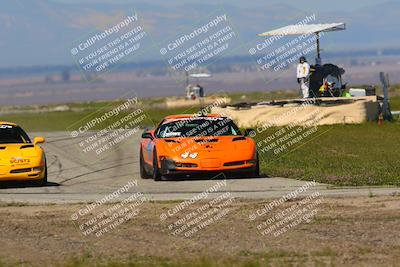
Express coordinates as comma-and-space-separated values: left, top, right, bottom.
35, 158, 47, 186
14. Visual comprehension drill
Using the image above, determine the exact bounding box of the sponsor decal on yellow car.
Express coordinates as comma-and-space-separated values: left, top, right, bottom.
10, 157, 31, 164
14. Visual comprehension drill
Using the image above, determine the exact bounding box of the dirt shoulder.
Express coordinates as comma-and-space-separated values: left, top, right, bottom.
0, 196, 399, 267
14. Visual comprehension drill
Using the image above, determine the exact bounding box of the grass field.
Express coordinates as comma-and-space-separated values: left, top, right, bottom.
58, 255, 337, 267
1, 108, 189, 132
1, 92, 399, 186
0, 196, 399, 267
255, 122, 400, 186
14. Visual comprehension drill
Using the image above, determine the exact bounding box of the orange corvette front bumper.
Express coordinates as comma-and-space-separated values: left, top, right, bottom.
159, 157, 257, 178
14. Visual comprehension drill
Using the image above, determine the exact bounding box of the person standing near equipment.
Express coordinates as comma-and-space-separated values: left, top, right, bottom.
297, 56, 310, 98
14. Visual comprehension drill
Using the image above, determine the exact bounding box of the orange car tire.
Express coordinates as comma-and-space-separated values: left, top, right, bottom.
152, 150, 162, 181
140, 149, 151, 179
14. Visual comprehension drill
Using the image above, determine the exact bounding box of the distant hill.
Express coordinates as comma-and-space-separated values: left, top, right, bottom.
0, 0, 399, 67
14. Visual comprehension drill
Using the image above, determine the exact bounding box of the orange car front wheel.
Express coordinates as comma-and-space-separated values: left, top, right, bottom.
140, 149, 152, 179
152, 150, 162, 181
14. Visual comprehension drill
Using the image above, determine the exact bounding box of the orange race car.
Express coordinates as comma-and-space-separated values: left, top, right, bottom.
139, 114, 259, 181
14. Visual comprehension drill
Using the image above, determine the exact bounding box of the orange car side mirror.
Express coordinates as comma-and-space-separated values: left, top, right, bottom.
34, 137, 45, 145
141, 132, 154, 140
244, 129, 256, 137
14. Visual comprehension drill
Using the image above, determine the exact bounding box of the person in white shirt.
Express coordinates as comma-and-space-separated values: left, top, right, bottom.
296, 56, 310, 98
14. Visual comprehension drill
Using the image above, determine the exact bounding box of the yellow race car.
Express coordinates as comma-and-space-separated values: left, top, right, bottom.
0, 121, 47, 184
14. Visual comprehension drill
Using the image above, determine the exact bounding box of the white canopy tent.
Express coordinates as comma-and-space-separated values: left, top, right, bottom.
186, 72, 212, 85
189, 73, 212, 78
258, 23, 346, 64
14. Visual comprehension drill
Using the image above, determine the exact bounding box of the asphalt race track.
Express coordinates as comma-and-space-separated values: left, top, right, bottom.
0, 132, 399, 204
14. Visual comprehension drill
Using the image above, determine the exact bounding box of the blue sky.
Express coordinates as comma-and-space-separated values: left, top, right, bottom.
0, 0, 396, 67
53, 0, 389, 11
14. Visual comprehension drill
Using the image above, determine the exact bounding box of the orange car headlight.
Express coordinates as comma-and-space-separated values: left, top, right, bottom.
181, 152, 198, 159
189, 152, 198, 159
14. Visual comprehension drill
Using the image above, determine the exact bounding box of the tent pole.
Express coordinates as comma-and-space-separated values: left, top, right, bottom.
316, 32, 321, 65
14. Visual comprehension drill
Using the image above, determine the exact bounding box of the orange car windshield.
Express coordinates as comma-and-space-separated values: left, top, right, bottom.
0, 125, 31, 144
156, 118, 242, 138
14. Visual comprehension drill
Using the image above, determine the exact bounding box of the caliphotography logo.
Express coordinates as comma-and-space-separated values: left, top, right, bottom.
0, 1, 399, 267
